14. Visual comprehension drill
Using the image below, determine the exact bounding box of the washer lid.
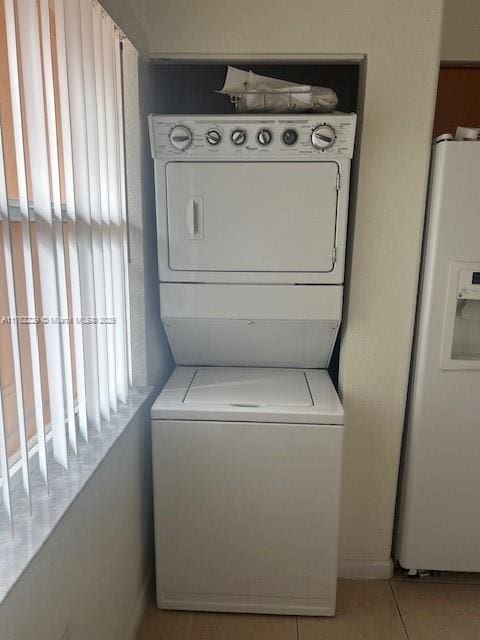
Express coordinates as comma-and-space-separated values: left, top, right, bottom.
185, 367, 313, 407
152, 366, 344, 425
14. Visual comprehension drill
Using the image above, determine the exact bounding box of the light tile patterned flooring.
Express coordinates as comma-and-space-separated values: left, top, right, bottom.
137, 573, 480, 640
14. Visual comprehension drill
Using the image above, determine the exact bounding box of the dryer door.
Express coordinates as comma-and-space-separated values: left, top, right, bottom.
166, 161, 338, 273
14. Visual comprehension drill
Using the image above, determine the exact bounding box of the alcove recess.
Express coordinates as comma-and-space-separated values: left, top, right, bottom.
149, 61, 359, 114
148, 59, 361, 386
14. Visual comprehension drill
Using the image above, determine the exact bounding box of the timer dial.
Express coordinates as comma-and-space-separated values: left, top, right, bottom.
257, 128, 273, 146
231, 128, 247, 146
311, 125, 336, 150
206, 129, 222, 146
169, 125, 193, 151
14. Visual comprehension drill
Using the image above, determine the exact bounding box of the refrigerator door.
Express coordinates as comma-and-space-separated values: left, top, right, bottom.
397, 141, 480, 572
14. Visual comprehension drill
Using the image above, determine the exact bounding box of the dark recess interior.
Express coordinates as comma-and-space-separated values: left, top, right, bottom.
151, 63, 359, 115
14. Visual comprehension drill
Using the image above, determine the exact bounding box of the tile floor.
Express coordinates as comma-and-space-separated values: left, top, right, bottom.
137, 573, 480, 640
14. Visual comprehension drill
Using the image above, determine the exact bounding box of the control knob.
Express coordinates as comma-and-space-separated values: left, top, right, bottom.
257, 128, 273, 146
206, 129, 222, 146
231, 128, 247, 146
311, 125, 336, 150
282, 128, 298, 146
169, 125, 193, 151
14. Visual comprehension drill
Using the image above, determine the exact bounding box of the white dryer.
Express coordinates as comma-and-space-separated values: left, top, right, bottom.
149, 113, 356, 616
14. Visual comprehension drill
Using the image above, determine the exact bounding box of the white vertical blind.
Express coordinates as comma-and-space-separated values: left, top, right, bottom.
0, 120, 31, 499
64, 0, 102, 431
39, 0, 77, 454
93, 2, 117, 414
114, 30, 133, 389
103, 14, 128, 404
0, 0, 131, 529
17, 0, 69, 469
0, 125, 13, 521
4, 0, 48, 487
53, 0, 89, 442
80, 0, 110, 426
0, 389, 12, 523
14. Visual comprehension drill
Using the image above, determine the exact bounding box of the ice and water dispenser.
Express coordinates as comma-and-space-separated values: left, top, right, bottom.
441, 262, 480, 368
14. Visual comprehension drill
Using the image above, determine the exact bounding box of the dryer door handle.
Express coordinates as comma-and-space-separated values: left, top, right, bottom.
186, 197, 203, 239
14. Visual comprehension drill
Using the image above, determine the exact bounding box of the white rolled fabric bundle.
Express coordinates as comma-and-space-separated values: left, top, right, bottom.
219, 66, 338, 113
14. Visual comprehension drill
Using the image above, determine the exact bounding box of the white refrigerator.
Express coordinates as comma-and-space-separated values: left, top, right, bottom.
397, 135, 480, 573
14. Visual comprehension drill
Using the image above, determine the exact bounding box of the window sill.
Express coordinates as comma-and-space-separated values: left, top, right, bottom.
0, 387, 153, 605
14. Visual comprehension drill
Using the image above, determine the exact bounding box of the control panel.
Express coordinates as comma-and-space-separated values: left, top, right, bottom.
149, 114, 356, 159
458, 268, 480, 301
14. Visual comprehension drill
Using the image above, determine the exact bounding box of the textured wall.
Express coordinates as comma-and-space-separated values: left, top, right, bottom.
441, 0, 480, 61
99, 0, 444, 575
123, 39, 174, 388
0, 401, 154, 640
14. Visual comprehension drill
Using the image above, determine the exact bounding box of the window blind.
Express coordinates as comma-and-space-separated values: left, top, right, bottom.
0, 0, 131, 528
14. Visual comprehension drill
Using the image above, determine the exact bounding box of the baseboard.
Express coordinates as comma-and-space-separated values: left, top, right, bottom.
338, 558, 394, 580
125, 568, 154, 640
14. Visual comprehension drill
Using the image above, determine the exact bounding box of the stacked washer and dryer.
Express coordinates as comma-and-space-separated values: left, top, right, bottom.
149, 113, 356, 616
